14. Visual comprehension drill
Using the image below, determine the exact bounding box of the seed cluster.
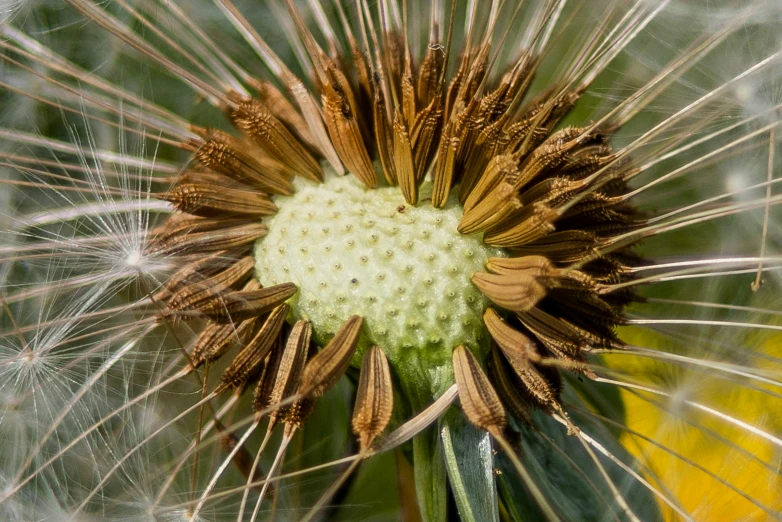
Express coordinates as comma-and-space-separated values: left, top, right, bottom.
137, 0, 643, 499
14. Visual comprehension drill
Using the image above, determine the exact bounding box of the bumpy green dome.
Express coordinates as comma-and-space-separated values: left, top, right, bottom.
254, 174, 503, 395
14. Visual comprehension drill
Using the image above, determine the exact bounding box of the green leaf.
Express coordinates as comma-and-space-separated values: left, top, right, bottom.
440, 408, 500, 522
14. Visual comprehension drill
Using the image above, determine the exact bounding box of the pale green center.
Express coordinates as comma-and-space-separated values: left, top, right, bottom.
254, 174, 503, 394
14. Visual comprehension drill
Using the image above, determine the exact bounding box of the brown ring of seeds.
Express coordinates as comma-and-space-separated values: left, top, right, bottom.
124, 0, 647, 499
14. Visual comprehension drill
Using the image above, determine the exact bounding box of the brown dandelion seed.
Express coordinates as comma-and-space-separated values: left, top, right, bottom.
218, 303, 290, 391
471, 271, 547, 313
164, 250, 240, 294
191, 282, 297, 324
298, 315, 364, 398
166, 256, 254, 312
321, 68, 377, 188
352, 345, 394, 451
192, 129, 295, 195
162, 182, 277, 218
227, 94, 323, 182
254, 319, 311, 428
452, 345, 506, 437
150, 221, 267, 257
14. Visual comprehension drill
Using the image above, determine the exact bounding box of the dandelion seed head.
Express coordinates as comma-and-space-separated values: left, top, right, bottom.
735, 81, 759, 107
725, 169, 753, 200
124, 250, 142, 267
1, 338, 62, 398
1, 0, 781, 520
